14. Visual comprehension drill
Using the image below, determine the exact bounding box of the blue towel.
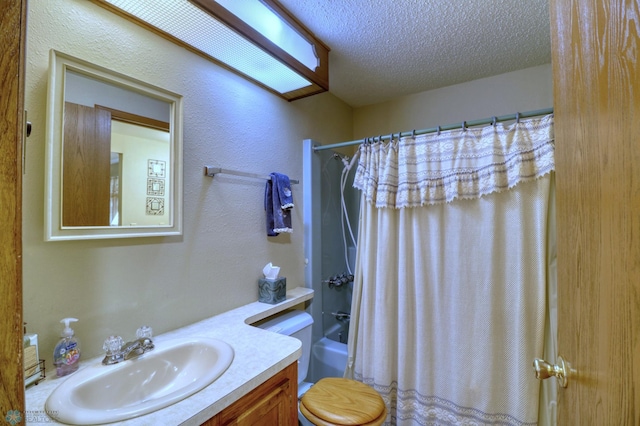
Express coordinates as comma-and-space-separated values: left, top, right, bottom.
264, 172, 293, 236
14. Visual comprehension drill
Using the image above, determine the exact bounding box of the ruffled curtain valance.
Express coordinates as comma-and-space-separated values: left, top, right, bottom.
353, 114, 555, 208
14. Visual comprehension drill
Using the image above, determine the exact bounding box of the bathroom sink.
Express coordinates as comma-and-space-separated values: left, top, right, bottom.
45, 336, 234, 425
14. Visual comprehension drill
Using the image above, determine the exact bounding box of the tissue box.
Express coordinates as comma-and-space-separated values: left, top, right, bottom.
258, 277, 286, 304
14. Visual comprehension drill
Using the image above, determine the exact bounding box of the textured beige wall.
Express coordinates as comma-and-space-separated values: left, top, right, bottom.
353, 64, 552, 139
23, 0, 352, 367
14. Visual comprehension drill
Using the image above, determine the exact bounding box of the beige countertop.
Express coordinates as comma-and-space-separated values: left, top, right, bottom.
25, 287, 314, 425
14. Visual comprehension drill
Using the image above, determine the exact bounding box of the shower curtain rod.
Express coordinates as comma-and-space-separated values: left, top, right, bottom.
313, 107, 553, 152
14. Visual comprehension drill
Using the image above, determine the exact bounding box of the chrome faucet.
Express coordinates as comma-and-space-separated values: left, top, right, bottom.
122, 337, 155, 360
102, 326, 154, 365
323, 273, 354, 289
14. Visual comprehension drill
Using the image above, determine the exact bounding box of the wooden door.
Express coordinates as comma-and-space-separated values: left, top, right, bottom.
0, 0, 26, 420
551, 0, 640, 424
63, 102, 112, 226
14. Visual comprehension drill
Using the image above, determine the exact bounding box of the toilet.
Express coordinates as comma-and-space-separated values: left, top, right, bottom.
257, 310, 386, 426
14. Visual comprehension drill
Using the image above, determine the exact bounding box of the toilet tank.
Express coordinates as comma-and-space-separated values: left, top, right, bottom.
256, 310, 313, 384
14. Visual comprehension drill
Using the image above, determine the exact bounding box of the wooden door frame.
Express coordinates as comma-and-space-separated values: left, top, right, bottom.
0, 0, 26, 420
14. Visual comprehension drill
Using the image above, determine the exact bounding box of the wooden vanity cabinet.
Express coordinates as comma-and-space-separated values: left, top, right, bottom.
202, 362, 298, 426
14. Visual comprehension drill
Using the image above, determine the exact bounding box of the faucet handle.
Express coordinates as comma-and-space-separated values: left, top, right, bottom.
136, 325, 153, 339
103, 335, 124, 355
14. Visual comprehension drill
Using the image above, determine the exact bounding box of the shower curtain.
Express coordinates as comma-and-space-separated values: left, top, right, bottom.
345, 115, 556, 425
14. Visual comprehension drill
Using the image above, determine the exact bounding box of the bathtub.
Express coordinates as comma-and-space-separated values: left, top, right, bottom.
311, 335, 348, 379
324, 321, 349, 344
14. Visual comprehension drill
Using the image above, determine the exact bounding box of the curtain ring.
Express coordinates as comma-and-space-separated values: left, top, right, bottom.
492, 116, 497, 126
378, 135, 383, 143
389, 133, 394, 142
411, 129, 416, 138
461, 121, 467, 131
437, 126, 441, 136
516, 112, 521, 123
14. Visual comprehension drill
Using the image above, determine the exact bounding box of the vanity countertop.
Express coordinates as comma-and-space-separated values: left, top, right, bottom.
25, 287, 314, 425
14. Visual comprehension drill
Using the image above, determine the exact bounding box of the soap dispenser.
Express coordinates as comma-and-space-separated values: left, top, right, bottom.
53, 318, 81, 377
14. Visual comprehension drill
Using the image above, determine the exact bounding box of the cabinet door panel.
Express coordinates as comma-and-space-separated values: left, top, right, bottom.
232, 387, 288, 425
203, 362, 298, 426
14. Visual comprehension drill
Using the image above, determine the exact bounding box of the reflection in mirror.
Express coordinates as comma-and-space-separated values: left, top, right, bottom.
45, 50, 183, 240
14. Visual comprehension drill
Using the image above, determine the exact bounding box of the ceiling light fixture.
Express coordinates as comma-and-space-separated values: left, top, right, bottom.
91, 0, 330, 101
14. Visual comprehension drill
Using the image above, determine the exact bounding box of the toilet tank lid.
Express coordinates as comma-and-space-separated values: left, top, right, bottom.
256, 310, 313, 336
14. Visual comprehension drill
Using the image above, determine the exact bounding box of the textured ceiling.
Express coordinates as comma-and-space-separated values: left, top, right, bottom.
277, 0, 552, 107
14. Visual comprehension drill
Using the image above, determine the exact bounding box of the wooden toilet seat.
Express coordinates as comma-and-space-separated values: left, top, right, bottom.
300, 378, 387, 426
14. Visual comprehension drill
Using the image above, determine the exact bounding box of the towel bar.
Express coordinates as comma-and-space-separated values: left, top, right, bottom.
204, 166, 299, 184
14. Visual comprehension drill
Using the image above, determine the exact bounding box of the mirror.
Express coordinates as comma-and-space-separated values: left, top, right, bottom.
45, 50, 183, 240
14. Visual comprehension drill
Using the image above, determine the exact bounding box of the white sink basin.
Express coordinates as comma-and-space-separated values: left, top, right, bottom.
45, 337, 234, 425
